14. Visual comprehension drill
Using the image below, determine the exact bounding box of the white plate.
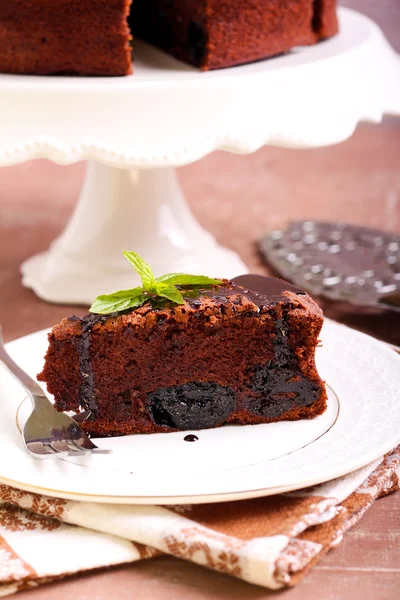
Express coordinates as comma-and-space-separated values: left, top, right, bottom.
1, 320, 400, 504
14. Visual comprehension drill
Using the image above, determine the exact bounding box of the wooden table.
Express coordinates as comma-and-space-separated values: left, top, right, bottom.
0, 2, 399, 598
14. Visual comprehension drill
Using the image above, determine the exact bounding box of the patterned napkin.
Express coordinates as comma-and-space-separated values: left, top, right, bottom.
0, 446, 398, 596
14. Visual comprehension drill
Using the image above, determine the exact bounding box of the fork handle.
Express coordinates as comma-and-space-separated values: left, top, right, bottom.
0, 339, 46, 398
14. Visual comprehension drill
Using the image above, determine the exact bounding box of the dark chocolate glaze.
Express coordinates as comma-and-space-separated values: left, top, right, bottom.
66, 315, 81, 323
230, 274, 304, 307
181, 274, 303, 312
70, 275, 305, 420
184, 434, 199, 442
69, 312, 119, 416
72, 332, 97, 415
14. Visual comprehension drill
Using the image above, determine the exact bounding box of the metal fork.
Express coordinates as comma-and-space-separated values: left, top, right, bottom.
0, 328, 110, 458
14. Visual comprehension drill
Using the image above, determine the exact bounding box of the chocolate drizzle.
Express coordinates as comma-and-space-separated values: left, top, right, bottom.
73, 333, 96, 415
70, 313, 110, 416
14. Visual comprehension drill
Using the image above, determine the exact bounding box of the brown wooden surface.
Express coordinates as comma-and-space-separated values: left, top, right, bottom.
0, 0, 400, 598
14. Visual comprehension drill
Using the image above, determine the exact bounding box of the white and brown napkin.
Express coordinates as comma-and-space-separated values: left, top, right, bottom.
0, 445, 398, 596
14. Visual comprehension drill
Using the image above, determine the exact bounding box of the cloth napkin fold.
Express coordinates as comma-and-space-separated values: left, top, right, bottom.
0, 446, 398, 596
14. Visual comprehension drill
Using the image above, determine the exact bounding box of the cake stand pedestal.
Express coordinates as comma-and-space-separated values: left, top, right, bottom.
0, 8, 399, 304
21, 164, 241, 304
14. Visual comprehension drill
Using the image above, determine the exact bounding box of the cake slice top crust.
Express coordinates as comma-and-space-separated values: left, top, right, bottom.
51, 275, 322, 341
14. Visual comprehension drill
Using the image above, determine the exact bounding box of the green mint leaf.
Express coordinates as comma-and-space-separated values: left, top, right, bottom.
155, 284, 184, 305
89, 287, 146, 314
123, 251, 155, 290
155, 273, 221, 287
89, 251, 223, 315
153, 282, 168, 294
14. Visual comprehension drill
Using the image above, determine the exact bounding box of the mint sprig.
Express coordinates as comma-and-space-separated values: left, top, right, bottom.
123, 252, 155, 290
89, 251, 221, 315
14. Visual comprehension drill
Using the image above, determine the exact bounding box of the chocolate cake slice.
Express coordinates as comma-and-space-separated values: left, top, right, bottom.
38, 274, 327, 437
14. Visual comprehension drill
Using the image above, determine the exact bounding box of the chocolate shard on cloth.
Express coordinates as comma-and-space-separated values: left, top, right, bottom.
0, 446, 398, 595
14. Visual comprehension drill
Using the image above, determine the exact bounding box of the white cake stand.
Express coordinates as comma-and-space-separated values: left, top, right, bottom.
0, 8, 399, 304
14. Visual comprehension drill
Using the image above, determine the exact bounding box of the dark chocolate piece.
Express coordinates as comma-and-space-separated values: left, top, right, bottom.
184, 434, 199, 442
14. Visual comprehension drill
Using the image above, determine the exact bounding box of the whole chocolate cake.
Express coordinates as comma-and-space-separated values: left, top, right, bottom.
38, 274, 327, 437
0, 1, 338, 76
131, 0, 338, 71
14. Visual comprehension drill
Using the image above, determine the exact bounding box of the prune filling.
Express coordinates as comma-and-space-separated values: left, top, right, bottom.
147, 382, 236, 429
245, 364, 321, 419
